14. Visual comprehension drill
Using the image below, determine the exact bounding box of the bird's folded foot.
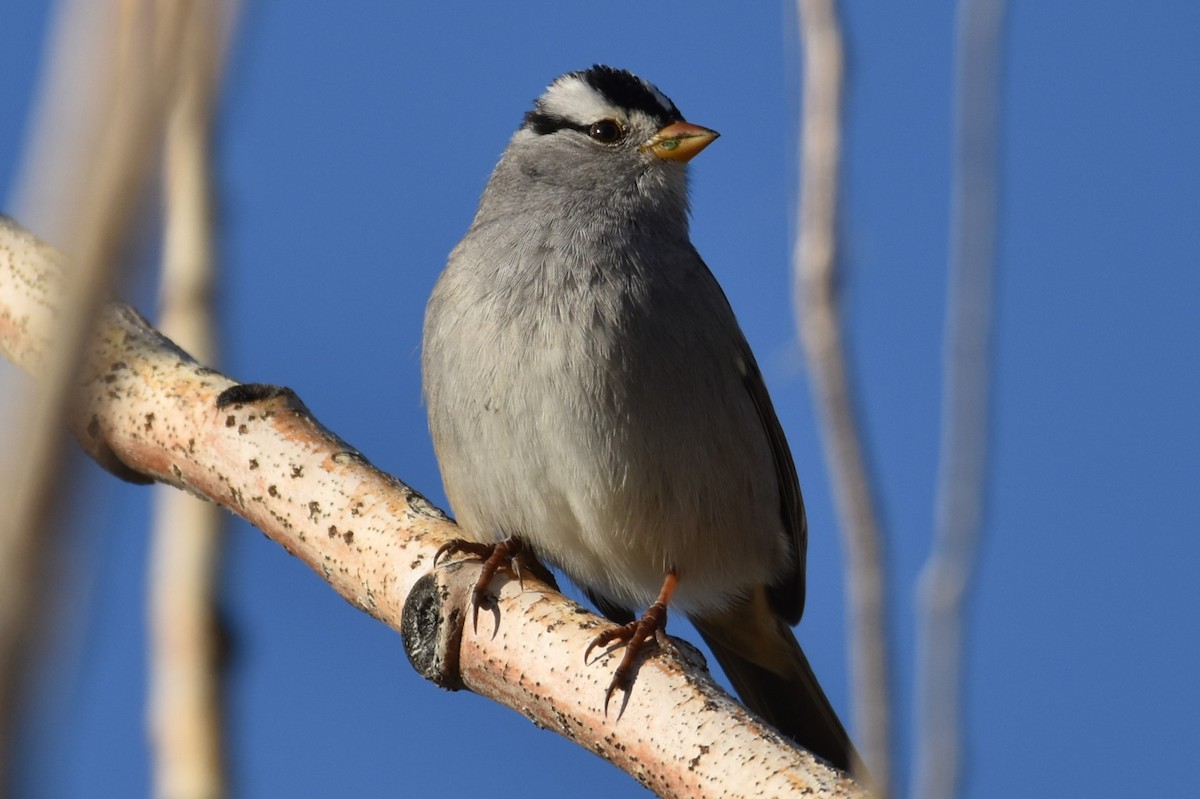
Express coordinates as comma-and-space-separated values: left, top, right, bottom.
585, 570, 678, 714
433, 536, 528, 628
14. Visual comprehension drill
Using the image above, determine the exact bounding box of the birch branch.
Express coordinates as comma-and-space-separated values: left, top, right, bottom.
0, 216, 867, 799
793, 1, 892, 793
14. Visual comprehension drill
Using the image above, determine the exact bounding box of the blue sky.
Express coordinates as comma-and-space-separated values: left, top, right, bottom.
2, 2, 1198, 797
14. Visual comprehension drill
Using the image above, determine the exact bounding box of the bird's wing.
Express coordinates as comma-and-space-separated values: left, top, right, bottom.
737, 343, 808, 624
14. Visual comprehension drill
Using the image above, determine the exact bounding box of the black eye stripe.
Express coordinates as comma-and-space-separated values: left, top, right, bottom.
523, 111, 590, 137
522, 113, 626, 144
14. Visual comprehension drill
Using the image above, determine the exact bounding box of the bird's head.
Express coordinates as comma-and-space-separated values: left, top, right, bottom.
487, 66, 718, 220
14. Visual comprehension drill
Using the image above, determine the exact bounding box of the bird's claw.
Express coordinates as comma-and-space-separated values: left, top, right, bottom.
432, 538, 494, 568
586, 601, 669, 715
432, 536, 526, 629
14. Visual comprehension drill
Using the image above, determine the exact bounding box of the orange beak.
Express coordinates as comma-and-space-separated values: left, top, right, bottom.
640, 121, 719, 162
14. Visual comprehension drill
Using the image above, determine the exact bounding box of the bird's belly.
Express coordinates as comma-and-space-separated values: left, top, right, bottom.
439, 339, 788, 617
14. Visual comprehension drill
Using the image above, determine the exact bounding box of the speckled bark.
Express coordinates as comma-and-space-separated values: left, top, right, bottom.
0, 216, 866, 799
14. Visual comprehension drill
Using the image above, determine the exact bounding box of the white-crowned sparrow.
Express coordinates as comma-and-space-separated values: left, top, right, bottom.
422, 65, 855, 771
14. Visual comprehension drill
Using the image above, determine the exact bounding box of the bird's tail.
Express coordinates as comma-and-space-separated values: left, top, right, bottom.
693, 591, 858, 774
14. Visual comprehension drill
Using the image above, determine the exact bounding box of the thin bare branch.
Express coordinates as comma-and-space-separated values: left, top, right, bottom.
0, 2, 192, 789
148, 4, 237, 798
0, 216, 869, 799
793, 0, 892, 793
913, 2, 1007, 798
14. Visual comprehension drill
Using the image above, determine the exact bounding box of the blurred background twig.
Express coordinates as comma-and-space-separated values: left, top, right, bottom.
148, 3, 238, 798
0, 2, 192, 792
913, 2, 1008, 798
793, 1, 893, 794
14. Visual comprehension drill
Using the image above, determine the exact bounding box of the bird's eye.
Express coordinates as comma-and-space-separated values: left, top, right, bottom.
588, 120, 623, 143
